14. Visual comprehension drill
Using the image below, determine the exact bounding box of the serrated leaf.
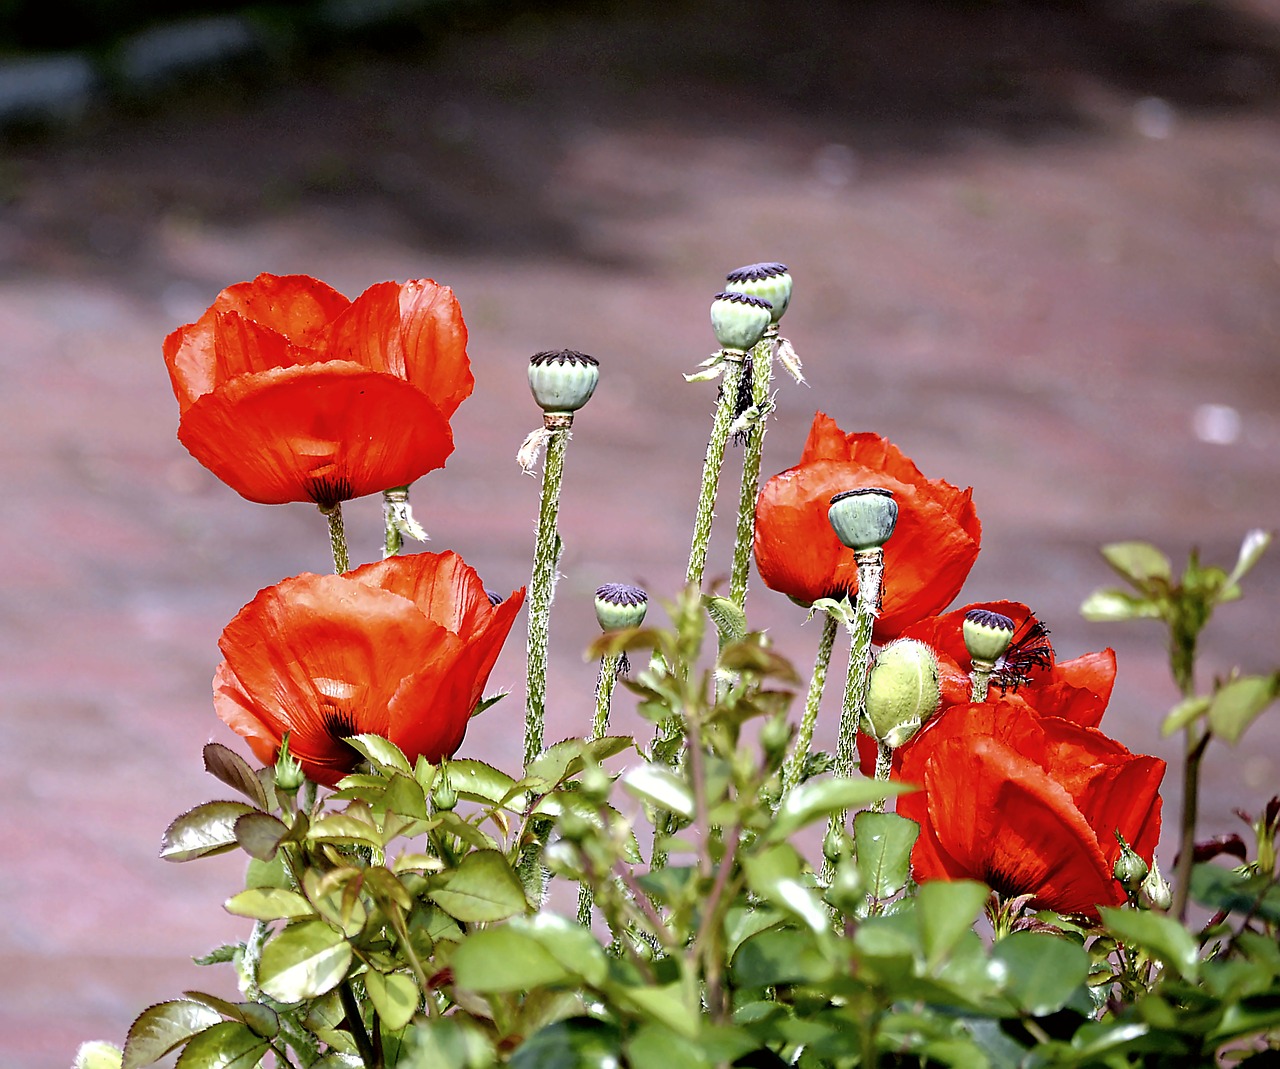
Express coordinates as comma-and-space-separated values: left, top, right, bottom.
381, 773, 428, 821
74, 1042, 124, 1069
1080, 589, 1162, 622
343, 734, 411, 773
122, 1001, 223, 1069
1098, 906, 1199, 981
917, 881, 990, 973
1161, 695, 1210, 737
258, 920, 353, 1002
362, 866, 413, 912
471, 689, 509, 719
429, 849, 528, 923
233, 811, 289, 861
202, 744, 268, 810
768, 776, 911, 843
854, 811, 919, 900
991, 931, 1090, 1015
443, 759, 520, 807
224, 887, 314, 922
307, 813, 381, 849
451, 927, 572, 992
160, 802, 260, 863
1208, 674, 1280, 746
1101, 541, 1172, 586
622, 763, 695, 820
363, 971, 419, 1031
173, 1021, 269, 1069
179, 993, 278, 1040
525, 736, 632, 787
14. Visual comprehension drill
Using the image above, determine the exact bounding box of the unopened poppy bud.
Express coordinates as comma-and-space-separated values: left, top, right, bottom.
828, 488, 898, 552
594, 583, 648, 631
760, 714, 792, 764
1112, 833, 1148, 892
724, 262, 792, 324
528, 350, 599, 417
865, 638, 941, 748
963, 609, 1016, 667
431, 776, 458, 813
710, 291, 772, 352
823, 821, 854, 863
274, 733, 306, 793
1140, 858, 1172, 911
826, 859, 864, 913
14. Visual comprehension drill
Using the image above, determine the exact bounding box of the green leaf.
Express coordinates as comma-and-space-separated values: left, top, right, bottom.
343, 734, 411, 774
1225, 529, 1273, 591
510, 1018, 623, 1069
1080, 589, 1161, 622
257, 920, 353, 1002
1098, 906, 1199, 981
232, 811, 289, 861
173, 1022, 269, 1069
74, 1042, 124, 1069
177, 994, 278, 1040
429, 849, 528, 923
916, 881, 990, 973
602, 981, 700, 1039
1161, 695, 1210, 737
1208, 673, 1279, 746
307, 813, 382, 849
853, 811, 919, 899
381, 772, 428, 820
991, 931, 1090, 1016
703, 594, 748, 643
160, 802, 260, 863
471, 689, 509, 719
526, 736, 633, 787
511, 913, 610, 987
363, 970, 419, 1031
1101, 541, 1172, 586
224, 887, 315, 922
447, 760, 520, 807
768, 776, 911, 843
450, 927, 572, 992
621, 762, 695, 820
408, 1017, 496, 1069
202, 744, 268, 810
626, 1023, 714, 1069
742, 844, 829, 934
1190, 864, 1280, 924
123, 1002, 225, 1069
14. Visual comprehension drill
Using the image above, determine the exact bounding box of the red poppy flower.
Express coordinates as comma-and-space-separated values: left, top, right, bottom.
164, 273, 472, 506
753, 413, 981, 642
895, 699, 1164, 917
213, 551, 524, 787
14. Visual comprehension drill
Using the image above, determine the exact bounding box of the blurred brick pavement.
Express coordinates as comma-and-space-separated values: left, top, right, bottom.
3, 7, 1280, 1066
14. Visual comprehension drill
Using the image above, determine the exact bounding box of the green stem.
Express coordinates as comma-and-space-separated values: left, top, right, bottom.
969, 662, 993, 703
338, 978, 380, 1069
525, 426, 569, 769
592, 655, 620, 741
685, 356, 744, 590
728, 335, 774, 607
782, 611, 839, 793
871, 740, 893, 814
1172, 728, 1210, 921
320, 502, 349, 574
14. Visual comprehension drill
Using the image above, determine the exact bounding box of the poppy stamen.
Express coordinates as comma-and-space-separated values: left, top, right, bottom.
308, 474, 355, 511
991, 616, 1054, 693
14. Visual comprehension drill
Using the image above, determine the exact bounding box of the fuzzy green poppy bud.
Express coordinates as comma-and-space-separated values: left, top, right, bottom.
724, 262, 792, 323
865, 638, 941, 748
760, 714, 792, 765
274, 733, 306, 793
594, 583, 648, 631
431, 776, 458, 813
1113, 833, 1149, 892
528, 349, 600, 415
710, 291, 772, 352
963, 609, 1016, 666
828, 488, 898, 552
823, 821, 854, 863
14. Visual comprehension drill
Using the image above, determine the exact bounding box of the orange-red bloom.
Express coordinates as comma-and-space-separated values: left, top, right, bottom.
165, 273, 472, 506
895, 698, 1164, 917
213, 551, 523, 787
753, 413, 981, 642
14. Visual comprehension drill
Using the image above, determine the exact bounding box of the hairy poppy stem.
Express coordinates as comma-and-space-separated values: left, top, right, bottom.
592, 654, 621, 742
969, 660, 994, 703
319, 502, 349, 574
728, 333, 775, 607
686, 356, 745, 589
783, 610, 839, 793
871, 740, 893, 814
525, 426, 569, 769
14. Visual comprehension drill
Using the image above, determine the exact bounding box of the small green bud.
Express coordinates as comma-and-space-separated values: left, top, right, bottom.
431, 776, 458, 813
594, 583, 648, 631
759, 715, 792, 765
1140, 858, 1172, 911
963, 608, 1016, 666
578, 762, 613, 805
828, 488, 898, 551
865, 638, 941, 748
826, 860, 864, 914
528, 349, 599, 415
274, 733, 306, 793
724, 262, 792, 323
823, 821, 854, 863
710, 291, 772, 352
1112, 832, 1149, 892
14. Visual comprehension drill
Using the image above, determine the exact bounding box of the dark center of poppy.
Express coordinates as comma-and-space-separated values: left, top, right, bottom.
308, 474, 355, 511
992, 617, 1054, 693
321, 708, 364, 770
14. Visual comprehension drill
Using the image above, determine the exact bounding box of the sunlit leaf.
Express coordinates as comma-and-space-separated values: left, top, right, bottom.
1101, 542, 1171, 586
381, 773, 428, 820
74, 1042, 124, 1069
160, 802, 259, 863
1161, 695, 1210, 737
446, 760, 520, 807
258, 921, 353, 1002
429, 849, 528, 923
122, 1001, 223, 1069
511, 913, 610, 987
622, 763, 695, 820
224, 887, 314, 922
768, 776, 911, 843
916, 881, 989, 973
1080, 589, 1161, 622
991, 931, 1090, 1015
344, 734, 411, 774
202, 744, 268, 810
1098, 907, 1199, 981
173, 1021, 269, 1069
364, 970, 419, 1031
854, 811, 919, 900
451, 927, 571, 992
1208, 673, 1280, 746
1224, 529, 1273, 592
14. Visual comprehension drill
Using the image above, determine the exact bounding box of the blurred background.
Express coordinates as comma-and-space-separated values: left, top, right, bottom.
2, 1, 1279, 1064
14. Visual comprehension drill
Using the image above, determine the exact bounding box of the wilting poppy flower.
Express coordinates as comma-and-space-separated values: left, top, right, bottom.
213, 551, 523, 787
164, 273, 472, 506
754, 413, 981, 642
895, 698, 1164, 918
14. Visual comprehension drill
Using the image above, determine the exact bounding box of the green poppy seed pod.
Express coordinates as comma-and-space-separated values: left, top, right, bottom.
528, 349, 600, 415
828, 488, 898, 551
963, 608, 1016, 666
724, 262, 792, 323
864, 638, 941, 748
710, 291, 772, 352
1113, 836, 1149, 892
594, 583, 648, 631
